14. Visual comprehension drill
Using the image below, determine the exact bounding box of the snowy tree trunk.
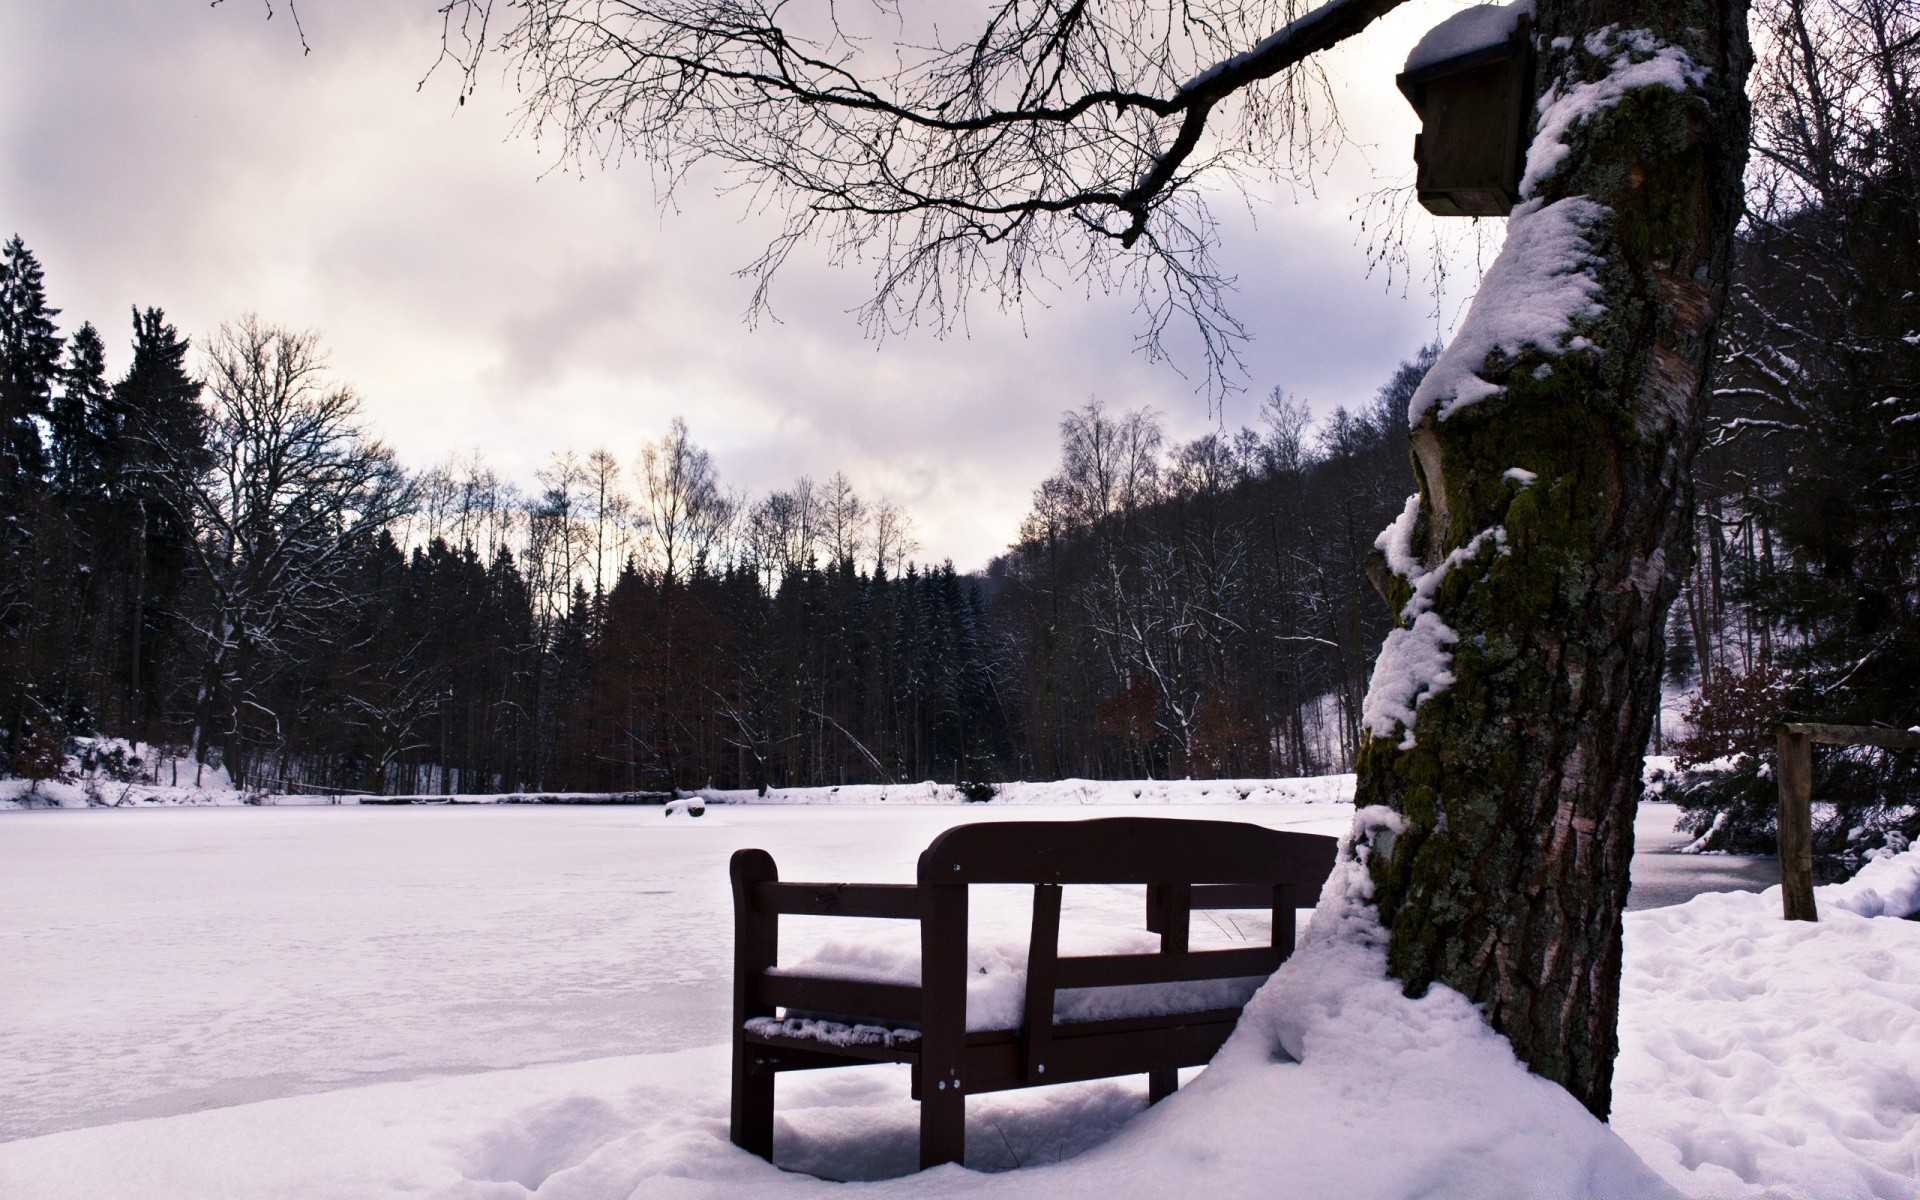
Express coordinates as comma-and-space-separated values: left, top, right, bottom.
1355, 0, 1750, 1117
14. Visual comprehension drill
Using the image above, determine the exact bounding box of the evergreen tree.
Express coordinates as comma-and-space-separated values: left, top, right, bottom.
112, 307, 206, 491
49, 322, 111, 501
109, 307, 206, 737
0, 235, 61, 489
1667, 0, 1919, 857
0, 236, 63, 770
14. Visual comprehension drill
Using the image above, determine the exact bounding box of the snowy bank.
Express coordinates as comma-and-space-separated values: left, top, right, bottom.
701, 775, 1357, 807
1615, 855, 1920, 1199
2, 773, 1356, 811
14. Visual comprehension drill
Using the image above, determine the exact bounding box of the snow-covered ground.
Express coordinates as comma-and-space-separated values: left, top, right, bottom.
1, 789, 1915, 1198
0, 772, 1357, 810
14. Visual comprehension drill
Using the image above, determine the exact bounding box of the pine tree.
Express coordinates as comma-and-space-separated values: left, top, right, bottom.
109, 308, 206, 737
1670, 0, 1919, 855
0, 235, 62, 489
49, 322, 111, 501
0, 235, 64, 771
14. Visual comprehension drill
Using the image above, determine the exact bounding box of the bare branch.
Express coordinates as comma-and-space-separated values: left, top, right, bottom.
429, 0, 1408, 391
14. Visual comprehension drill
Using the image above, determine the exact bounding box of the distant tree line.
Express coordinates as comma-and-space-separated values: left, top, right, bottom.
986, 373, 1421, 781
0, 238, 1419, 793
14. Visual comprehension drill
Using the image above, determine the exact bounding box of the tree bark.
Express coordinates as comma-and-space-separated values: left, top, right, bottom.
1355, 0, 1751, 1117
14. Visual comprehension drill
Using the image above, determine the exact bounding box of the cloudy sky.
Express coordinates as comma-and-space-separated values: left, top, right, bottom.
0, 0, 1489, 569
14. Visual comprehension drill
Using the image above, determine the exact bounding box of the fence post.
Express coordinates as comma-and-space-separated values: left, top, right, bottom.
1775, 726, 1817, 922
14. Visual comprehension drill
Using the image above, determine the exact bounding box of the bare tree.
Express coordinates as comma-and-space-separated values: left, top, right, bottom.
820, 471, 868, 566
1055, 400, 1163, 526
170, 315, 412, 779
530, 450, 591, 626
584, 447, 632, 596
637, 416, 734, 583
869, 496, 919, 577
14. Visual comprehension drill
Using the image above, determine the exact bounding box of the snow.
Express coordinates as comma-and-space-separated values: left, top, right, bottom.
1522, 31, 1707, 199
1405, 195, 1608, 426
744, 1016, 921, 1049
3, 789, 1918, 1199
702, 775, 1355, 807
1616, 851, 1920, 1198
1360, 526, 1507, 748
0, 749, 236, 809
1375, 492, 1423, 577
1826, 842, 1920, 918
1360, 611, 1459, 748
1403, 1, 1532, 75
775, 936, 1269, 1033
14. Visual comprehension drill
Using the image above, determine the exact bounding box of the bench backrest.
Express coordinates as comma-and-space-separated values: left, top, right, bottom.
916, 816, 1335, 889
911, 819, 1336, 1082
733, 817, 1338, 1084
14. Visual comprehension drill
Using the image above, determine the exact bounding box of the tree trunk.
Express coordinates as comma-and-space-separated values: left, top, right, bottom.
1355, 0, 1750, 1117
128, 500, 147, 739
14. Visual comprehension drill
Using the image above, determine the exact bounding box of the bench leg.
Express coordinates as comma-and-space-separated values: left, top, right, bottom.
732, 1048, 775, 1160
1148, 1067, 1178, 1104
920, 1083, 965, 1169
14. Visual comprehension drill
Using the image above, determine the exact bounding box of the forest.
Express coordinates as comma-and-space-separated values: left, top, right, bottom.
0, 0, 1913, 814
0, 259, 1417, 796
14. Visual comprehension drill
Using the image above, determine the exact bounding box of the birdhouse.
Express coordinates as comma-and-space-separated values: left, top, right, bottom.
1396, 5, 1534, 217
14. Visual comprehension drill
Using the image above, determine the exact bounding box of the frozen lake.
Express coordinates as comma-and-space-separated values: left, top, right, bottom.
0, 797, 1759, 1144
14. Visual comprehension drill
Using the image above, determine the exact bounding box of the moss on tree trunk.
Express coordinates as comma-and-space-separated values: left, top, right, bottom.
1355, 0, 1751, 1117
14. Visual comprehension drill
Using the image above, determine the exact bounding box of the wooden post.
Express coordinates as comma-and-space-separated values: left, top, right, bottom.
1775, 727, 1817, 922
1147, 883, 1190, 1104
918, 882, 969, 1169
1772, 722, 1920, 922
729, 849, 780, 1158
1021, 884, 1061, 1084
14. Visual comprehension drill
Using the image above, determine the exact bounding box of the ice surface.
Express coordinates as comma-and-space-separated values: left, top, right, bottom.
702, 774, 1356, 807
0, 800, 1349, 1143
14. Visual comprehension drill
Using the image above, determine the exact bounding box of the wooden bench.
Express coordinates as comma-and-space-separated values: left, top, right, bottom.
728, 816, 1337, 1170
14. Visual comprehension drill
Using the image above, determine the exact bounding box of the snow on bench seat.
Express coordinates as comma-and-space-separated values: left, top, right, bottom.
767, 937, 1269, 1033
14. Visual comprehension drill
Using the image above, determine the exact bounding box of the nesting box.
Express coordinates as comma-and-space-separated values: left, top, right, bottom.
1396, 10, 1534, 217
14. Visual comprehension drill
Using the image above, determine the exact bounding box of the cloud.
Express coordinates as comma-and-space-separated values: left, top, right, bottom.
0, 0, 1488, 570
